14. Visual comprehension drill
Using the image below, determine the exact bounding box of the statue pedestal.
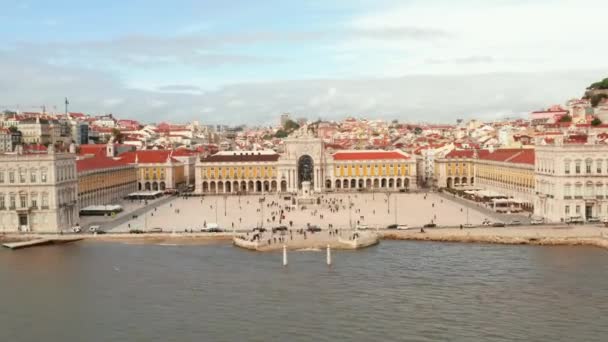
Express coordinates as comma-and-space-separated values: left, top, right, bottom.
297, 181, 316, 205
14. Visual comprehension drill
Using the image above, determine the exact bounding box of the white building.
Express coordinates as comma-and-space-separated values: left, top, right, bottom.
0, 146, 78, 233
534, 134, 608, 223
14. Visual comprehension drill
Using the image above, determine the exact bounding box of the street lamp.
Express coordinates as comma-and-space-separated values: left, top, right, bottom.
348, 195, 352, 229
215, 196, 218, 223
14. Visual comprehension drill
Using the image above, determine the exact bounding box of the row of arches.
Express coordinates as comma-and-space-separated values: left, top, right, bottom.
201, 180, 288, 194
446, 177, 475, 188
327, 177, 411, 190
139, 182, 166, 191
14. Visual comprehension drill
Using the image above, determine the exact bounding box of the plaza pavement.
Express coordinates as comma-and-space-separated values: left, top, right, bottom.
107, 192, 503, 233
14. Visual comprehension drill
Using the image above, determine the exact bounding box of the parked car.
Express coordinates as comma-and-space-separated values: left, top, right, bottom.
129, 229, 144, 234
96, 230, 107, 235
272, 226, 288, 233
530, 217, 544, 225
397, 224, 411, 230
386, 224, 398, 229
566, 216, 584, 224
306, 225, 322, 232
423, 223, 437, 228
587, 217, 601, 223
492, 222, 506, 227
203, 223, 222, 232
72, 226, 82, 233
356, 224, 369, 230
149, 227, 163, 233
252, 227, 267, 233
463, 223, 474, 228
509, 220, 522, 226
89, 225, 100, 232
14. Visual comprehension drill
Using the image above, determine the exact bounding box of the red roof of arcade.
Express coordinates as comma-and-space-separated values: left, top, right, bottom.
76, 156, 129, 172
119, 150, 180, 164
332, 151, 408, 161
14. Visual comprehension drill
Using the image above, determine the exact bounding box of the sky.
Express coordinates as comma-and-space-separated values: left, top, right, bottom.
0, 0, 606, 125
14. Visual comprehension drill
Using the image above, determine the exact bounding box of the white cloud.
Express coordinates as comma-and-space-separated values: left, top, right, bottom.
343, 0, 608, 75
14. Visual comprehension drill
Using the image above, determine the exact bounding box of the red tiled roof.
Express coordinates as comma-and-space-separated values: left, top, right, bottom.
201, 152, 280, 163
479, 148, 535, 165
76, 156, 129, 172
445, 150, 475, 158
171, 149, 198, 156
507, 149, 535, 165
79, 144, 106, 156
333, 151, 408, 161
119, 150, 177, 164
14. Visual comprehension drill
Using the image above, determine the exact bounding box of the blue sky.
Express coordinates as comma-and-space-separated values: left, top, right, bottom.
1, 0, 606, 124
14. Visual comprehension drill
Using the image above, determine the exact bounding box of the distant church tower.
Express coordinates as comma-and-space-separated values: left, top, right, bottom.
106, 138, 115, 157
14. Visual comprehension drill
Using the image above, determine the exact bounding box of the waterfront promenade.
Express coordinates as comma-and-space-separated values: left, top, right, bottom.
2, 225, 608, 250
108, 192, 500, 232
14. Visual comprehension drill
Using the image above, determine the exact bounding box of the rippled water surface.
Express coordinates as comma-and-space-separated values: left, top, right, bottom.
1, 241, 608, 342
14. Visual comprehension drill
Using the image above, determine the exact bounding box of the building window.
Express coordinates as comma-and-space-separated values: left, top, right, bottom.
9, 170, 15, 183
565, 205, 570, 215
597, 160, 603, 174
19, 169, 26, 183
0, 170, 4, 183
41, 169, 47, 183
586, 159, 592, 174
575, 160, 581, 174
564, 184, 571, 199
31, 194, 37, 209
0, 194, 4, 210
574, 184, 582, 198
41, 193, 49, 209
20, 194, 27, 208
9, 194, 16, 209
575, 205, 580, 214
585, 183, 593, 197
30, 170, 36, 183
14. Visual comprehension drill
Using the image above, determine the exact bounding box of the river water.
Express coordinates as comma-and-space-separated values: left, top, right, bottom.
1, 241, 607, 342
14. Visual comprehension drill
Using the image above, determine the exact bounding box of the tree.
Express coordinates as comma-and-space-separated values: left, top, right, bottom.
111, 128, 124, 143
283, 119, 300, 132
559, 115, 572, 123
588, 78, 608, 90
591, 93, 608, 107
414, 127, 423, 135
591, 117, 602, 126
274, 130, 288, 138
8, 126, 19, 133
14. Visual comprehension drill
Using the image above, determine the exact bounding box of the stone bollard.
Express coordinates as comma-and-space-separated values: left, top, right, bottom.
283, 245, 288, 267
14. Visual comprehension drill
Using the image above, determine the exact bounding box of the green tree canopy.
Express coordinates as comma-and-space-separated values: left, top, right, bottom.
559, 115, 572, 123
591, 117, 602, 126
588, 78, 608, 90
274, 130, 288, 138
283, 119, 300, 131
590, 93, 608, 107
